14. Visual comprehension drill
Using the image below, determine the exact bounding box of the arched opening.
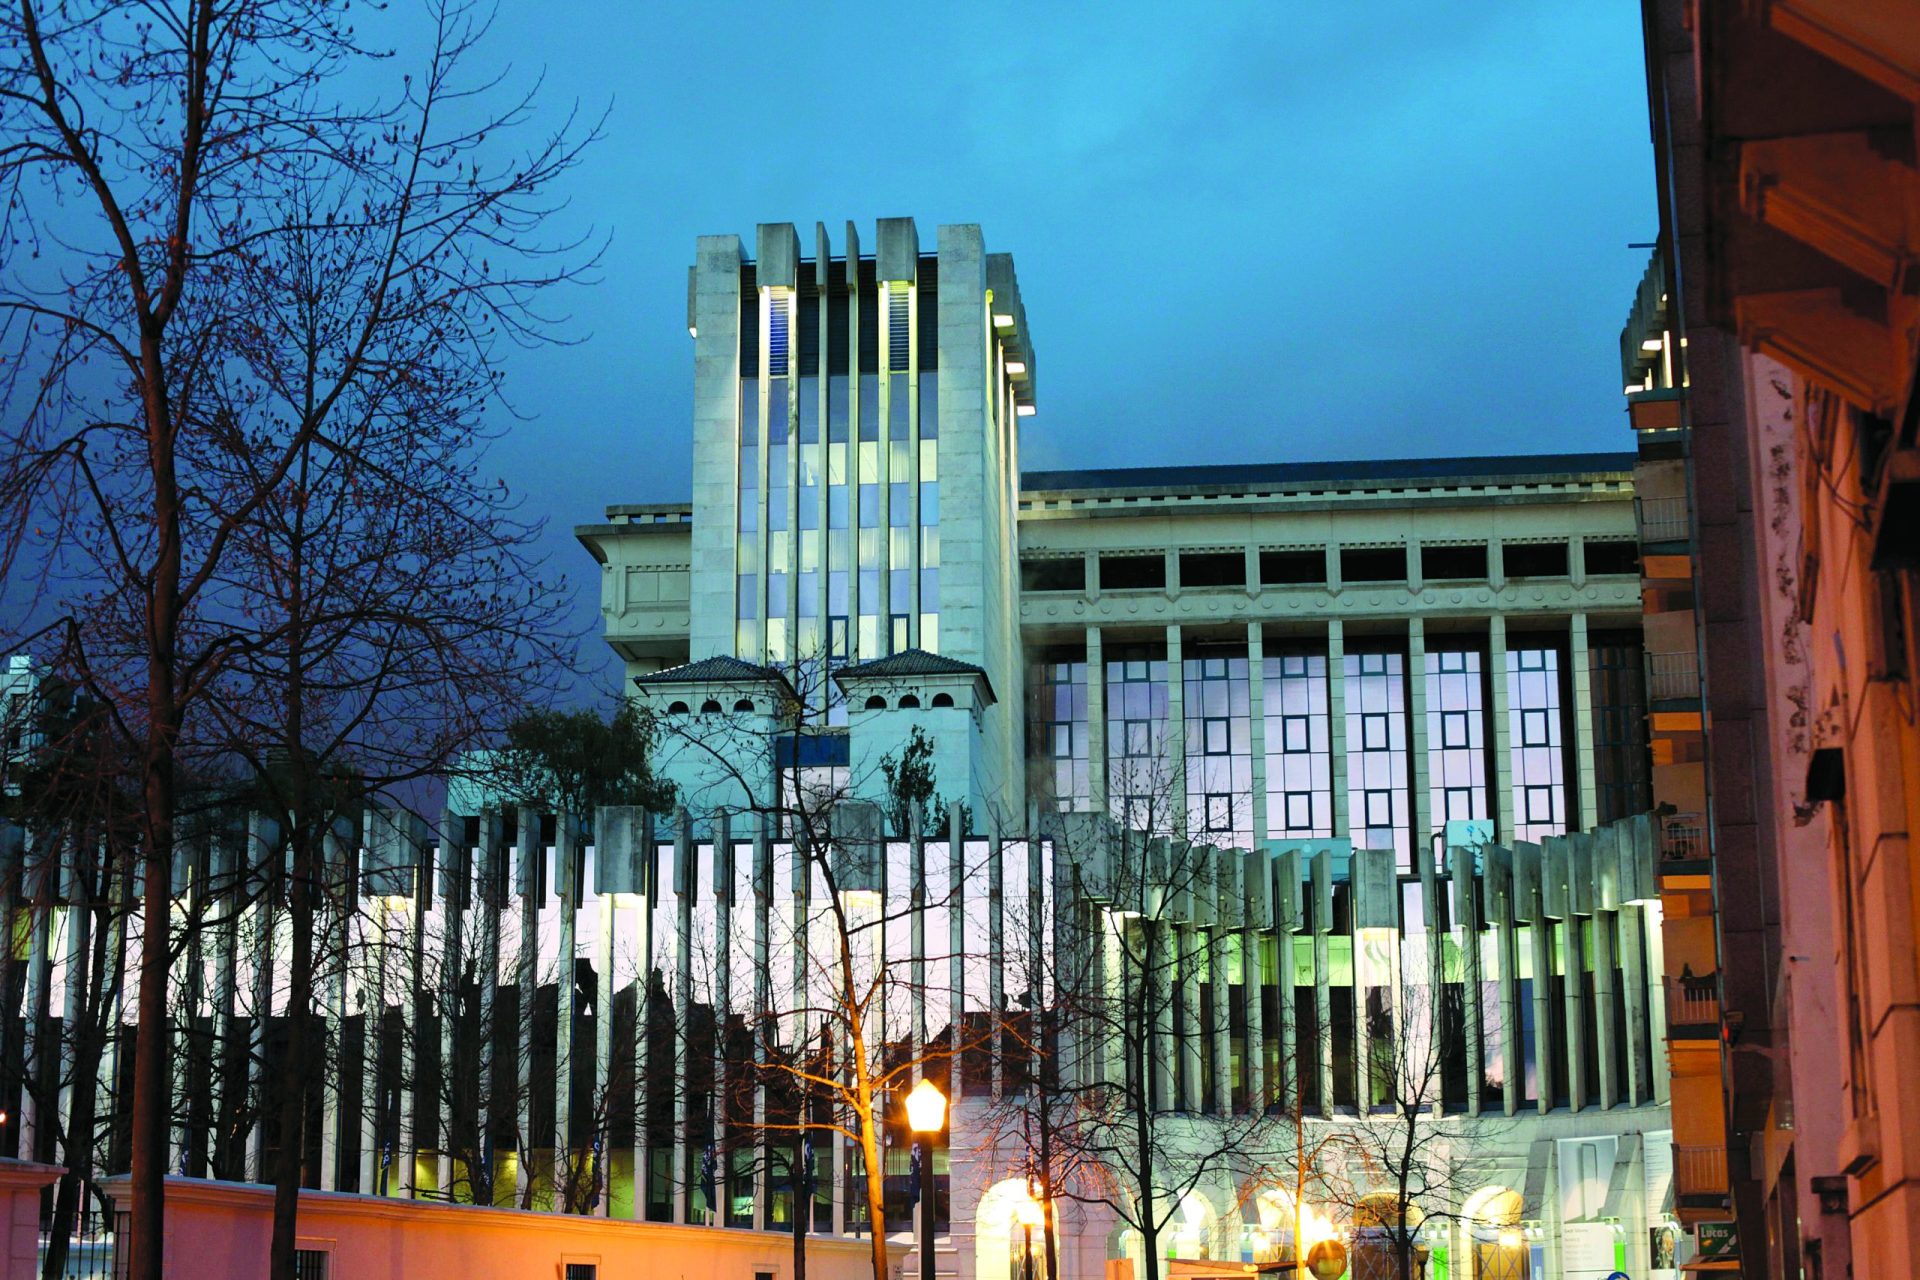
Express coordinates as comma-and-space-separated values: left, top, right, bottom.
1239, 1184, 1295, 1265
898, 693, 921, 709
974, 1178, 1045, 1280
699, 698, 723, 714
1166, 1190, 1219, 1261
666, 701, 690, 715
1461, 1186, 1529, 1280
1351, 1193, 1427, 1280
931, 692, 955, 708
733, 698, 755, 713
864, 695, 887, 710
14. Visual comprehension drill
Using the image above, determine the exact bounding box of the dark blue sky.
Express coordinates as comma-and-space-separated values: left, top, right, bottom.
460, 3, 1656, 695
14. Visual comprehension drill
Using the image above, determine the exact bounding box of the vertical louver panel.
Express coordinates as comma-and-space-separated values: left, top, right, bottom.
768, 291, 790, 377
888, 286, 910, 372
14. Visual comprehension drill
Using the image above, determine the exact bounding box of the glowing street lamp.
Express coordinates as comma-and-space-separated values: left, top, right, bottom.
1016, 1185, 1046, 1280
906, 1080, 947, 1280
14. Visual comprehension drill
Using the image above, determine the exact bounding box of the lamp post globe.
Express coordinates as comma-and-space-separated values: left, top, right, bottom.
905, 1080, 946, 1280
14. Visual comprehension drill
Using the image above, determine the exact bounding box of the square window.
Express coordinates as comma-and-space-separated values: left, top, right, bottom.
1126, 720, 1152, 757
1281, 655, 1308, 678
1441, 710, 1470, 749
1362, 712, 1390, 752
1206, 794, 1233, 831
1526, 786, 1555, 822
1282, 715, 1310, 754
1521, 708, 1551, 747
1052, 725, 1071, 758
1444, 787, 1474, 820
1365, 789, 1393, 827
1286, 792, 1314, 829
1204, 718, 1230, 755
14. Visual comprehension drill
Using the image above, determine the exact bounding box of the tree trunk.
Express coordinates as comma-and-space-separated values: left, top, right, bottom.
269, 821, 317, 1280
793, 1149, 809, 1280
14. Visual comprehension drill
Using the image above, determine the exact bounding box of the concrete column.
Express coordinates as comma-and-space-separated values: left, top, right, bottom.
1569, 614, 1600, 830
1531, 922, 1553, 1116
1327, 623, 1349, 837
1562, 919, 1587, 1113
556, 819, 577, 1203
1087, 627, 1107, 816
514, 808, 538, 1206
594, 889, 615, 1216
399, 853, 423, 1199
244, 815, 274, 1183
1181, 926, 1203, 1112
989, 824, 1006, 1099
711, 826, 732, 1225
58, 864, 90, 1168
477, 811, 503, 1206
1619, 904, 1651, 1106
1245, 918, 1267, 1110
690, 234, 745, 659
438, 815, 463, 1201
171, 852, 204, 1176
1211, 924, 1232, 1115
17, 855, 51, 1163
1407, 619, 1431, 861
1277, 861, 1298, 1113
1593, 909, 1619, 1109
1166, 625, 1186, 835
1489, 617, 1516, 841
1312, 852, 1335, 1114
1454, 848, 1485, 1118
1499, 913, 1522, 1119
1151, 919, 1176, 1113
358, 901, 385, 1197
751, 826, 772, 1230
1248, 626, 1268, 843
672, 824, 693, 1224
1643, 902, 1671, 1106
212, 837, 237, 1176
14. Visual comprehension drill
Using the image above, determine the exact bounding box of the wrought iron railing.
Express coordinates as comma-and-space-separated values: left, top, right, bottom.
1661, 812, 1705, 860
1667, 975, 1720, 1026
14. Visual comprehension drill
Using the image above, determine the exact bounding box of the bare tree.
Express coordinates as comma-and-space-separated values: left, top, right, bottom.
1016, 804, 1288, 1280
648, 656, 1002, 1280
0, 2, 598, 1273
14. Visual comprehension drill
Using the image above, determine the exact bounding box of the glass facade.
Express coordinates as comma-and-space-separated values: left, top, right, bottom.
1184, 653, 1252, 846
1426, 648, 1490, 829
1032, 656, 1092, 812
1508, 647, 1569, 842
1106, 649, 1172, 833
1345, 651, 1411, 867
1263, 653, 1332, 838
1589, 636, 1652, 824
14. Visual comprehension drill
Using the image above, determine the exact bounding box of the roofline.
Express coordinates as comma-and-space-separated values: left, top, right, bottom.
1019, 452, 1639, 496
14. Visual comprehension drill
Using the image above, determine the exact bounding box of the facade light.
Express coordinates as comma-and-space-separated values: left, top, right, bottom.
1016, 403, 1037, 417
1640, 338, 1662, 352
994, 313, 1016, 329
689, 326, 698, 338
1005, 361, 1027, 375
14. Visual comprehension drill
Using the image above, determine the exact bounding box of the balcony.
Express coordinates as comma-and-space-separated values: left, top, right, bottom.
1647, 650, 1701, 705
1667, 975, 1721, 1033
1674, 1143, 1730, 1201
1635, 495, 1691, 546
1661, 812, 1706, 861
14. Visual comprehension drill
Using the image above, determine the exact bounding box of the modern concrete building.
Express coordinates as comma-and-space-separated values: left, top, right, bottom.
3, 220, 1687, 1280
1632, 5, 1920, 1277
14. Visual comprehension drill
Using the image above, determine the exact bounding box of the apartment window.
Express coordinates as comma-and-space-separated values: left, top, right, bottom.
293, 1251, 330, 1280
1345, 650, 1410, 867
1583, 540, 1639, 576
564, 1265, 599, 1280
1508, 647, 1568, 842
1021, 557, 1086, 592
1426, 648, 1489, 831
1264, 653, 1332, 838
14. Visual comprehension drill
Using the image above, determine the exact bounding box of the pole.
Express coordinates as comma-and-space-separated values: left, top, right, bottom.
920, 1139, 936, 1280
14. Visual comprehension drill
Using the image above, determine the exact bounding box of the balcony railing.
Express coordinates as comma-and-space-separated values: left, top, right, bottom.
1648, 650, 1700, 702
1668, 975, 1720, 1026
1636, 495, 1691, 544
1674, 1144, 1729, 1197
1662, 812, 1705, 860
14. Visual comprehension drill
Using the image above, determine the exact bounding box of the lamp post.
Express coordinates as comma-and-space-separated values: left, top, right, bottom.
1016, 1186, 1045, 1280
905, 1079, 947, 1280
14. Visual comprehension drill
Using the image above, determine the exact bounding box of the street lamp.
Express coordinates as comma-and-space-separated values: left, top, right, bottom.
905, 1079, 947, 1280
1016, 1185, 1045, 1280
